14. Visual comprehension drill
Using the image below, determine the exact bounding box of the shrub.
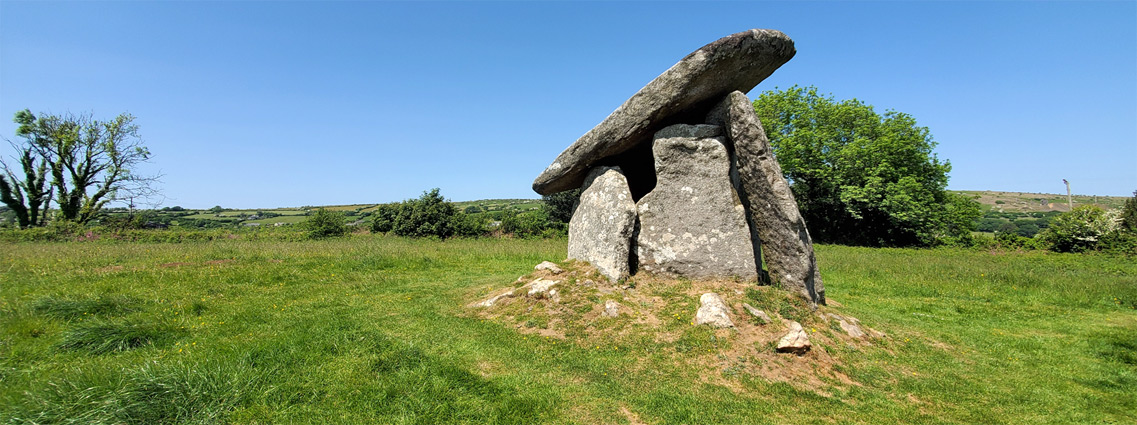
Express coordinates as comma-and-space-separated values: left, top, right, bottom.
453, 213, 489, 238
371, 203, 401, 233
303, 208, 349, 239
1038, 205, 1121, 253
501, 209, 561, 238
995, 231, 1040, 250
391, 189, 458, 239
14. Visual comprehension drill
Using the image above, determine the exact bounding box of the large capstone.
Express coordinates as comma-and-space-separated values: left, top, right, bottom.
634, 124, 758, 279
567, 166, 637, 282
532, 29, 796, 195
707, 91, 825, 305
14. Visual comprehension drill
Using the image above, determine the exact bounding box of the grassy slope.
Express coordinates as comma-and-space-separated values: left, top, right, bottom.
955, 190, 1128, 213
1, 238, 1134, 424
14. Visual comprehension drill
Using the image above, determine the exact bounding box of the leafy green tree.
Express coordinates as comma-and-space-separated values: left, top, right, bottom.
542, 189, 580, 224
7, 110, 157, 225
304, 208, 349, 238
754, 86, 980, 246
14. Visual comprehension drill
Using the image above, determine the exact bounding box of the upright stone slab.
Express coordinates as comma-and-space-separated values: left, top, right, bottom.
707, 91, 825, 305
533, 29, 796, 195
567, 166, 637, 281
635, 124, 758, 279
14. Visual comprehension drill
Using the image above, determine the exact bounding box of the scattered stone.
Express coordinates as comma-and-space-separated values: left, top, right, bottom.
527, 279, 559, 299
535, 261, 564, 274
741, 303, 772, 324
634, 125, 757, 279
567, 167, 637, 281
472, 290, 515, 308
694, 293, 735, 328
603, 300, 621, 318
533, 29, 796, 195
827, 313, 865, 338
776, 321, 811, 354
839, 320, 865, 338
707, 90, 825, 305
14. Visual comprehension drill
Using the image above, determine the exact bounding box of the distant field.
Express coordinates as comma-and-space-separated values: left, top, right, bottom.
1, 237, 1133, 423
61, 192, 1130, 234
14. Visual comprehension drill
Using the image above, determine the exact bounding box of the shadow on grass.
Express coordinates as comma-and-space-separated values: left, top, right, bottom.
10, 325, 553, 424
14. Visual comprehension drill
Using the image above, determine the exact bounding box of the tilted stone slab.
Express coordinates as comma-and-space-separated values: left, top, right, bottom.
706, 90, 825, 305
635, 124, 758, 280
532, 29, 796, 195
567, 166, 637, 282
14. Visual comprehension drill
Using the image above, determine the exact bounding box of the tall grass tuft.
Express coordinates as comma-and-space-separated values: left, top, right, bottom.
32, 295, 141, 320
58, 320, 182, 354
3, 358, 271, 425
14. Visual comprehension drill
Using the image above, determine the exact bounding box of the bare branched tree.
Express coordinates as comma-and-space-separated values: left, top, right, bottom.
1, 109, 160, 226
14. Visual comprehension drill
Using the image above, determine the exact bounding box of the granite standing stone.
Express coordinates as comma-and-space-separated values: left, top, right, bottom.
707, 91, 825, 305
533, 29, 796, 195
567, 166, 637, 282
635, 124, 758, 279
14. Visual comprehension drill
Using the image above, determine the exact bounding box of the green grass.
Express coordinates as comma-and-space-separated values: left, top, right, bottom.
1, 237, 1134, 424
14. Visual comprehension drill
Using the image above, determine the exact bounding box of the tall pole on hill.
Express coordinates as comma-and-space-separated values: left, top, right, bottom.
1063, 179, 1073, 210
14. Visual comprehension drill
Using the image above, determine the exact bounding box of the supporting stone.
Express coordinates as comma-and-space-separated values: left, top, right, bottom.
567, 166, 637, 282
707, 91, 825, 305
634, 124, 758, 279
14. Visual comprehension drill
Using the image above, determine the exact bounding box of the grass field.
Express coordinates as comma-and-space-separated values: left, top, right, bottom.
1, 237, 1134, 424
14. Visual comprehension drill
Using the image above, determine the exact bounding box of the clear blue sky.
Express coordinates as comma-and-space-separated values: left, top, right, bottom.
2, 1, 1134, 209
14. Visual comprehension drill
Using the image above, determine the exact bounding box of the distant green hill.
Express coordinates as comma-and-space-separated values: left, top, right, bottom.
951, 190, 1128, 213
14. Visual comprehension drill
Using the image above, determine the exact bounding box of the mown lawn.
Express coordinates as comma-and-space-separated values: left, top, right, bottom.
0, 237, 1134, 424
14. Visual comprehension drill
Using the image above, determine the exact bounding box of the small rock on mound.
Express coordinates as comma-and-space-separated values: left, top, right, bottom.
694, 293, 734, 328
535, 261, 564, 274
527, 279, 559, 299
741, 303, 772, 324
777, 321, 811, 354
603, 300, 622, 318
472, 290, 516, 308
827, 313, 865, 339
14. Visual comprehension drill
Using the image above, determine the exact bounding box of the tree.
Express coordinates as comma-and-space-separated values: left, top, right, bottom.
753, 86, 981, 246
542, 189, 580, 224
5, 110, 157, 225
0, 143, 52, 228
1122, 191, 1137, 233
